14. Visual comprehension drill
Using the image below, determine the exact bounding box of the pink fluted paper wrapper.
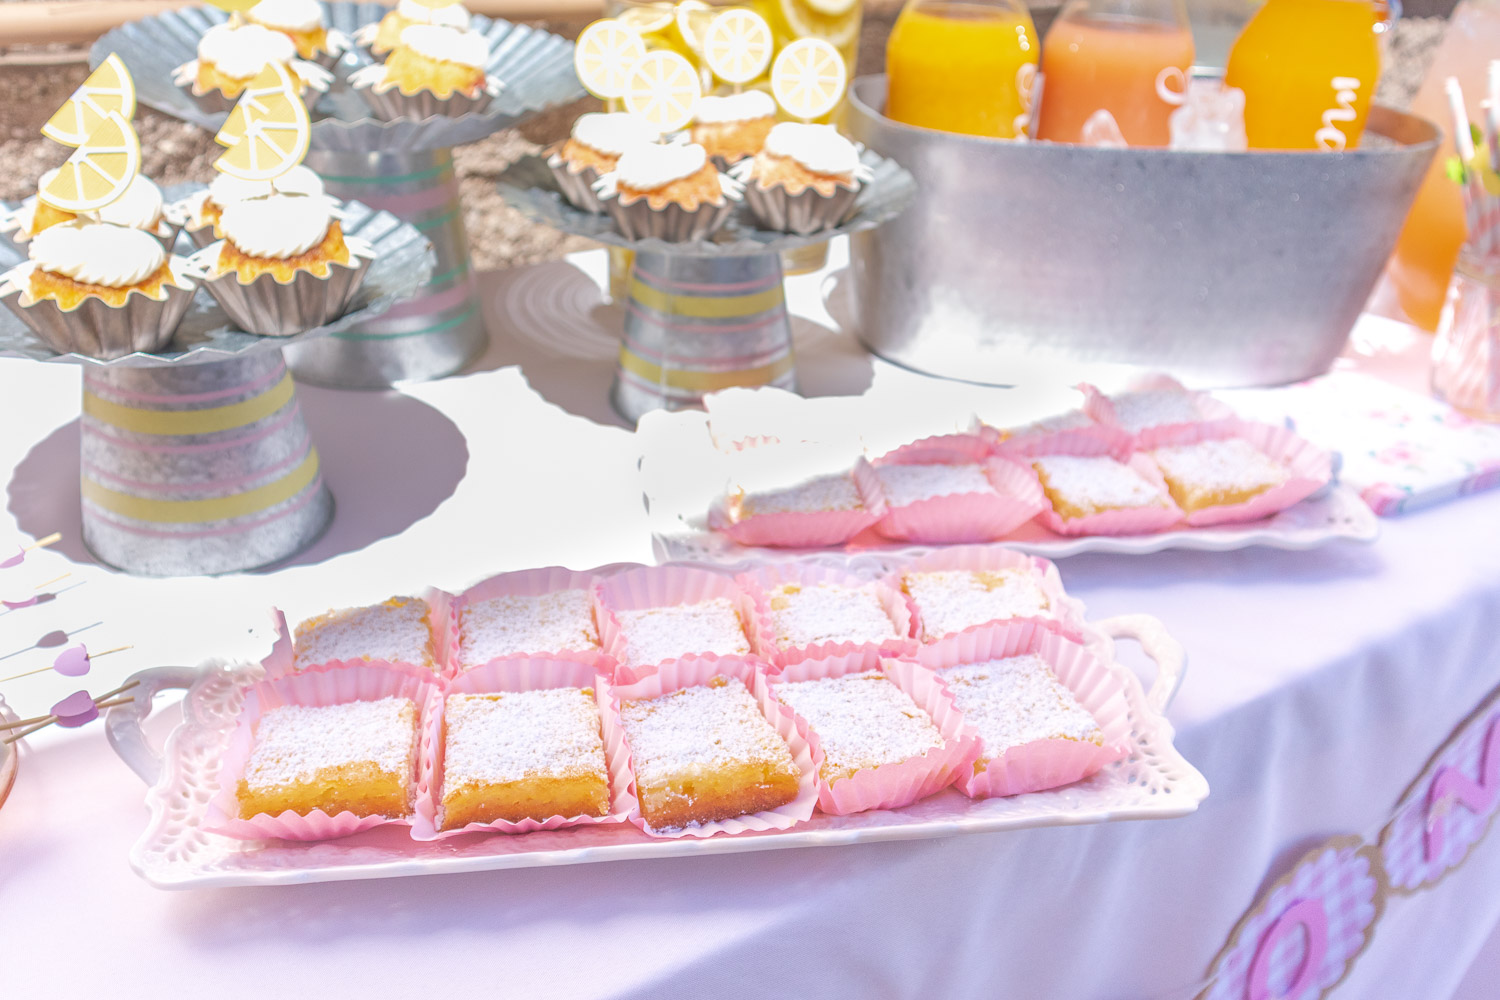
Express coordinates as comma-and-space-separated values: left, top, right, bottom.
912, 620, 1131, 798
1002, 432, 1184, 536
898, 544, 1086, 644
449, 567, 612, 675
876, 432, 993, 465
596, 565, 763, 684
1081, 374, 1239, 451
708, 458, 887, 548
981, 413, 1133, 458
203, 662, 438, 841
872, 454, 1046, 544
1145, 420, 1334, 527
772, 650, 981, 815
736, 562, 917, 668
409, 658, 635, 840
610, 656, 817, 838
269, 587, 454, 681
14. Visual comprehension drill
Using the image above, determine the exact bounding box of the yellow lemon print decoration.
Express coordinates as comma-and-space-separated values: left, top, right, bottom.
703, 9, 773, 86
214, 65, 310, 182
574, 19, 648, 102
38, 111, 141, 213
770, 37, 846, 121
41, 53, 137, 148
622, 50, 702, 135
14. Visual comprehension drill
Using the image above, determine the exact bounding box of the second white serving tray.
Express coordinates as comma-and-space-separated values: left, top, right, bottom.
107, 553, 1208, 889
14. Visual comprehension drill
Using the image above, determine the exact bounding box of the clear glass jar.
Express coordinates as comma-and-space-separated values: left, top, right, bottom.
1432, 250, 1500, 421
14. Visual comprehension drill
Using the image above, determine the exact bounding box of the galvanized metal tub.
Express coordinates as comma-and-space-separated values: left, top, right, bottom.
844, 75, 1439, 388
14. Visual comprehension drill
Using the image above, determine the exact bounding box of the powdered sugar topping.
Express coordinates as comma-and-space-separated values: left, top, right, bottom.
616, 597, 749, 666
443, 689, 605, 788
293, 597, 435, 670
939, 654, 1102, 755
1109, 390, 1205, 433
1033, 455, 1165, 511
768, 582, 898, 649
876, 463, 995, 507
459, 589, 600, 666
738, 472, 862, 517
903, 569, 1051, 642
621, 677, 793, 778
1149, 438, 1289, 492
774, 670, 942, 776
244, 697, 417, 790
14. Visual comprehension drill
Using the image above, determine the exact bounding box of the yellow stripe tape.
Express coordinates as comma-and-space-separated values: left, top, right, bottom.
81, 450, 321, 524
628, 278, 784, 320
82, 375, 297, 436
618, 346, 794, 393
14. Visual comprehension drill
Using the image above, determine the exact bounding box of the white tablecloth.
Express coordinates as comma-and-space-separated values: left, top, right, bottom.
1, 247, 1497, 999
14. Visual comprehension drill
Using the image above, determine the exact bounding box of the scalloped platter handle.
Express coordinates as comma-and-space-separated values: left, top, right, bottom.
105, 666, 204, 785
1095, 614, 1186, 715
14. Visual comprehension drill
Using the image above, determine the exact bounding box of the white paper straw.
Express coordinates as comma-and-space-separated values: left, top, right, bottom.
1448, 77, 1484, 243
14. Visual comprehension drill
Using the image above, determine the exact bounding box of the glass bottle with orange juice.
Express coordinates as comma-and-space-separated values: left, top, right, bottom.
885, 0, 1039, 138
1224, 0, 1380, 151
1033, 0, 1194, 147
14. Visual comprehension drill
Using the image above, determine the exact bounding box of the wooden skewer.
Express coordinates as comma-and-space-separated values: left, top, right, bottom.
24, 533, 61, 554
1, 692, 137, 743
0, 679, 141, 731
0, 644, 132, 685
31, 573, 70, 591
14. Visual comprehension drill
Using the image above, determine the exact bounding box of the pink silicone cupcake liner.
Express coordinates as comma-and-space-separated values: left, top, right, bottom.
875, 432, 994, 466
596, 565, 763, 684
448, 567, 612, 675
1081, 374, 1240, 451
204, 662, 439, 841
609, 656, 818, 838
708, 458, 888, 549
772, 650, 981, 815
872, 455, 1047, 544
409, 658, 636, 840
910, 620, 1131, 798
1001, 433, 1185, 536
1144, 419, 1334, 527
269, 587, 455, 681
736, 562, 917, 668
896, 544, 1086, 644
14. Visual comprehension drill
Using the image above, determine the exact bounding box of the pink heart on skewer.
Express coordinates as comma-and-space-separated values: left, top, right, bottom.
0, 548, 25, 570
52, 691, 98, 728
52, 645, 91, 677
1, 593, 38, 610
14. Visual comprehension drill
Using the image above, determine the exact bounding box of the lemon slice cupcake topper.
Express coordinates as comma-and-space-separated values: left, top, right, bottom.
38, 112, 142, 213
204, 0, 262, 11
703, 9, 773, 86
213, 64, 311, 182
623, 49, 702, 136
574, 19, 649, 102
41, 54, 137, 148
770, 37, 846, 122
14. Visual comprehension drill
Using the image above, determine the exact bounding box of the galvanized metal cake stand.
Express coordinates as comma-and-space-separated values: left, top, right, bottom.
497, 152, 916, 423
93, 1, 585, 389
0, 196, 434, 577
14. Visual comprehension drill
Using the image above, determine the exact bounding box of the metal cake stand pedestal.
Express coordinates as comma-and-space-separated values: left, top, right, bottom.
497, 152, 915, 424
94, 1, 585, 389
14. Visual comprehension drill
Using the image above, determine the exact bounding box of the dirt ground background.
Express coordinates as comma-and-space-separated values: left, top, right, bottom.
0, 3, 1448, 271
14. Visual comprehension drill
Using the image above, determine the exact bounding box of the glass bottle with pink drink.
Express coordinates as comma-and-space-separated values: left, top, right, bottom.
1034, 0, 1195, 147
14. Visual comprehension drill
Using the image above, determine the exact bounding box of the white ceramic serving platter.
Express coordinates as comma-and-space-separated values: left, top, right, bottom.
638, 407, 1379, 565
107, 553, 1208, 889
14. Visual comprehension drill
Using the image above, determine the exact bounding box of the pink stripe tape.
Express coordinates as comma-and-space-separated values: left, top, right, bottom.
84, 360, 287, 406
83, 474, 326, 539
622, 332, 788, 369
83, 405, 301, 454
354, 181, 459, 217
625, 302, 784, 336
374, 275, 475, 321
83, 438, 312, 495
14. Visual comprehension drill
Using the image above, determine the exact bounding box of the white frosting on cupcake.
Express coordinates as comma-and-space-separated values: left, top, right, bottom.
398, 23, 489, 69
764, 122, 859, 178
206, 165, 325, 210
220, 194, 335, 258
695, 91, 776, 125
270, 164, 326, 198
571, 112, 656, 157
93, 176, 164, 231
30, 223, 166, 288
616, 142, 708, 191
197, 22, 297, 80
398, 0, 471, 29
248, 0, 324, 33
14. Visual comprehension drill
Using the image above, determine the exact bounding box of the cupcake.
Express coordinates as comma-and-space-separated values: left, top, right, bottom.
691, 91, 777, 168
245, 0, 350, 68
356, 0, 472, 60
0, 222, 198, 359
0, 170, 78, 244
171, 21, 334, 114
597, 142, 741, 242
171, 164, 326, 248
348, 23, 500, 121
87, 176, 179, 249
548, 112, 656, 214
191, 193, 375, 336
735, 122, 869, 235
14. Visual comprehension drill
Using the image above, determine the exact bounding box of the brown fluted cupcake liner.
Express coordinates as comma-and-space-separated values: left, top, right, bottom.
545, 151, 606, 215
195, 245, 373, 337
602, 194, 736, 243
743, 180, 861, 237
0, 269, 198, 360
350, 70, 497, 122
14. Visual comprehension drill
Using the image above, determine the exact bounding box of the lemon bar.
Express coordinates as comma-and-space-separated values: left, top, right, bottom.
457, 589, 600, 668
1031, 455, 1169, 521
774, 670, 943, 785
620, 676, 799, 829
293, 596, 438, 672
615, 597, 750, 667
238, 697, 419, 819
874, 463, 995, 507
440, 688, 609, 828
766, 582, 899, 650
734, 472, 863, 518
1108, 390, 1206, 433
938, 655, 1103, 768
1149, 438, 1290, 514
902, 569, 1051, 642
